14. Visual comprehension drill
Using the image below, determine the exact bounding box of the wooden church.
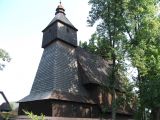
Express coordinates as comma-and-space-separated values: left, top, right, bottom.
18, 3, 133, 119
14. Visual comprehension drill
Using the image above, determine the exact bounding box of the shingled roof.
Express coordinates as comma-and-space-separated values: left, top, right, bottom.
19, 45, 117, 103
0, 102, 11, 112
42, 4, 77, 32
19, 90, 95, 104
76, 47, 111, 86
76, 47, 123, 91
19, 2, 121, 104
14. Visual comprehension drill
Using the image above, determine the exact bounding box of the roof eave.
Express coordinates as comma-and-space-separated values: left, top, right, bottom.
42, 20, 78, 32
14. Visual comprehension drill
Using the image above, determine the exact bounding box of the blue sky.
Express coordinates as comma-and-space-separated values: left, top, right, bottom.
0, 0, 95, 104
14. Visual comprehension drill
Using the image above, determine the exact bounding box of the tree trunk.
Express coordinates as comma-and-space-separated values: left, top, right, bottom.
112, 89, 116, 120
151, 107, 160, 120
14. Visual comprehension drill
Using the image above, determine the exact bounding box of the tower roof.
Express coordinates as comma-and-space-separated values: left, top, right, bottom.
55, 1, 65, 15
42, 3, 78, 32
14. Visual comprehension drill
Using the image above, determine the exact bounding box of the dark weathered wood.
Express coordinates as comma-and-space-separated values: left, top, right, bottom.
18, 100, 101, 118
0, 91, 12, 111
18, 3, 134, 119
151, 107, 160, 120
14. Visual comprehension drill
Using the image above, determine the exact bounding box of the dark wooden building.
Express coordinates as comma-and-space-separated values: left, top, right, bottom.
18, 3, 133, 119
0, 91, 12, 112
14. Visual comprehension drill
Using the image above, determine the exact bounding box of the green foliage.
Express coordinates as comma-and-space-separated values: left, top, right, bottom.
0, 112, 10, 120
23, 110, 45, 120
81, 0, 136, 119
0, 49, 11, 70
83, 0, 160, 119
80, 33, 112, 60
0, 111, 17, 120
124, 0, 160, 119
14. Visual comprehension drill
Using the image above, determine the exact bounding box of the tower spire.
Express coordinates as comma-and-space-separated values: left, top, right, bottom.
55, 0, 65, 15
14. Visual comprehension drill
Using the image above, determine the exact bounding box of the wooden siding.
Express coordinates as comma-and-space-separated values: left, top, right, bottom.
52, 101, 100, 118
18, 100, 101, 118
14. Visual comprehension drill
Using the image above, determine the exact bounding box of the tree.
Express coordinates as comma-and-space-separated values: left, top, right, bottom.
0, 49, 11, 70
122, 0, 160, 119
80, 33, 136, 119
86, 0, 160, 119
85, 0, 133, 119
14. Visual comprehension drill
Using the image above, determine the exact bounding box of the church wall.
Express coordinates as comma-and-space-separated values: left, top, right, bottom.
18, 100, 101, 118
18, 100, 52, 116
57, 22, 77, 46
42, 21, 77, 48
84, 84, 134, 119
52, 100, 101, 118
42, 23, 57, 48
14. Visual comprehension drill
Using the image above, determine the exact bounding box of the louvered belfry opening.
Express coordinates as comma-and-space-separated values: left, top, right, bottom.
18, 3, 134, 119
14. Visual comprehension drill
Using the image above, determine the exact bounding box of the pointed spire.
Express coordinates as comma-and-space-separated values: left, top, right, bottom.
55, 1, 65, 15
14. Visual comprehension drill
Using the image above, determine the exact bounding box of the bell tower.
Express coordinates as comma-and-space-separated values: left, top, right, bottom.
42, 2, 78, 48
28, 2, 85, 97
18, 3, 92, 117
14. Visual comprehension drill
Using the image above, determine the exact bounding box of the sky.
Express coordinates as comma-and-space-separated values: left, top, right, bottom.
0, 0, 96, 104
